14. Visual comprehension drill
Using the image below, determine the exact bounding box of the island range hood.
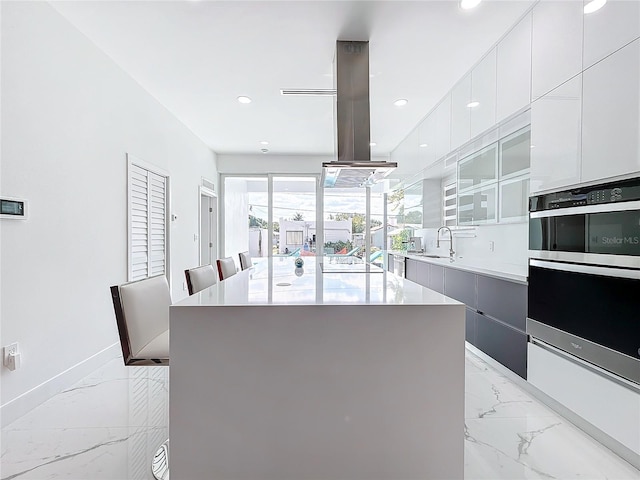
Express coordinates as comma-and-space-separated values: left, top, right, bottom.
322, 40, 397, 188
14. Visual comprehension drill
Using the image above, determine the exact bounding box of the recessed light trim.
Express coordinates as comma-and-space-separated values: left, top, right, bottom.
393, 98, 408, 107
419, 143, 428, 148
237, 96, 252, 104
584, 0, 606, 14
460, 0, 481, 10
466, 101, 480, 108
260, 141, 269, 145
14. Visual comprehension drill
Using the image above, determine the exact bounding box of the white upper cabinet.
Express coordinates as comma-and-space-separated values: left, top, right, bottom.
418, 112, 437, 168
531, 1, 583, 101
471, 49, 497, 139
582, 38, 640, 183
583, 0, 640, 70
451, 74, 472, 150
434, 94, 452, 161
530, 75, 582, 193
391, 128, 421, 178
497, 12, 532, 122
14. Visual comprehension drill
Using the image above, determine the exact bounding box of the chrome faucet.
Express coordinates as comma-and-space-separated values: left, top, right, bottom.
437, 226, 455, 262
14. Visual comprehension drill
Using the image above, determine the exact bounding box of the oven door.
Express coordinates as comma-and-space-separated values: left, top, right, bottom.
527, 259, 640, 384
529, 201, 640, 268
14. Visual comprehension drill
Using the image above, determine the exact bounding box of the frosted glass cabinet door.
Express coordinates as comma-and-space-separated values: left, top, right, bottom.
458, 144, 498, 191
500, 127, 531, 178
458, 185, 497, 225
582, 38, 640, 183
471, 49, 497, 139
500, 177, 529, 223
583, 0, 640, 69
451, 74, 472, 151
497, 12, 532, 122
531, 0, 583, 101
530, 75, 582, 194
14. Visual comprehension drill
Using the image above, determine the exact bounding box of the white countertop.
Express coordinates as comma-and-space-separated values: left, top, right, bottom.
173, 256, 462, 307
391, 251, 528, 284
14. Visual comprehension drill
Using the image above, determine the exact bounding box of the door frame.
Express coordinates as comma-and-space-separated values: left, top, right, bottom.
199, 185, 217, 266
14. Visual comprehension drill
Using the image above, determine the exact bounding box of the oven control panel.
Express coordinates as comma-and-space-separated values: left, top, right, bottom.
530, 177, 640, 212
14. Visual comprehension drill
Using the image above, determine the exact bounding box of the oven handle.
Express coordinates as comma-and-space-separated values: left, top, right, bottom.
529, 259, 640, 279
529, 200, 640, 218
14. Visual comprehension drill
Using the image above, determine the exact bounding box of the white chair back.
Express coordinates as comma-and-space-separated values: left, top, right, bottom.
185, 264, 217, 295
110, 274, 170, 366
239, 251, 253, 270
217, 257, 237, 281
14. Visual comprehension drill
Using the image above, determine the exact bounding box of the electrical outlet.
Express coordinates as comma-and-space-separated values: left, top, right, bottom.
3, 343, 19, 367
489, 241, 495, 252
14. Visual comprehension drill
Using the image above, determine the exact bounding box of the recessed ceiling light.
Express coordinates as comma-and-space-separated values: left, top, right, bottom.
419, 143, 428, 148
460, 0, 481, 10
261, 148, 269, 154
584, 0, 606, 14
466, 101, 480, 108
260, 141, 269, 145
237, 96, 252, 104
370, 142, 377, 147
393, 99, 408, 107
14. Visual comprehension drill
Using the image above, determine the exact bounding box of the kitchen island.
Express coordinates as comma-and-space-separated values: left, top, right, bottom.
170, 256, 465, 479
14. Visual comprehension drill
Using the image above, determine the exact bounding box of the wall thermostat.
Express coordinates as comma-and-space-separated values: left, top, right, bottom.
0, 197, 28, 219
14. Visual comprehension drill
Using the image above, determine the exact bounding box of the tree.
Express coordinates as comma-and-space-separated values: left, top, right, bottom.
404, 210, 423, 225
328, 212, 383, 234
292, 212, 304, 221
391, 228, 411, 250
249, 214, 267, 228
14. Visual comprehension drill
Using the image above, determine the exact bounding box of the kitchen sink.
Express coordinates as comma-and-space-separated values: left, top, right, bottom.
415, 254, 445, 258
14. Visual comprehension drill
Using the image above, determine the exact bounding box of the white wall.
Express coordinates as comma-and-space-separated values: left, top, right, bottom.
0, 1, 217, 422
416, 222, 528, 269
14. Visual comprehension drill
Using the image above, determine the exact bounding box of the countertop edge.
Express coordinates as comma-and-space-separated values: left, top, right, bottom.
393, 252, 528, 285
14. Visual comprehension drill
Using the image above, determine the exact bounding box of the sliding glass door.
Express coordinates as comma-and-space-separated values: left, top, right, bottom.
222, 175, 318, 264
223, 174, 387, 265
273, 176, 318, 256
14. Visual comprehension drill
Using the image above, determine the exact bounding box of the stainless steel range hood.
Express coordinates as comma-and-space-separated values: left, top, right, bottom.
322, 40, 397, 188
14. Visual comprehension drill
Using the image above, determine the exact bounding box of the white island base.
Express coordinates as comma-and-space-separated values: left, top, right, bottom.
171, 304, 464, 479
170, 258, 465, 479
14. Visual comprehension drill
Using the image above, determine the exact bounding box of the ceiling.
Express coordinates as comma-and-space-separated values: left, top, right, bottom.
50, 0, 535, 160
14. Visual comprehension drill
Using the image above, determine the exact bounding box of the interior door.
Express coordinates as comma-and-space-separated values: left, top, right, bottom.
200, 190, 217, 265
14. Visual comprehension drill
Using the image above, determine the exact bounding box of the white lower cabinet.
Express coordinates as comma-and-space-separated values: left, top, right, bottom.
530, 75, 582, 194
582, 38, 640, 183
528, 342, 640, 455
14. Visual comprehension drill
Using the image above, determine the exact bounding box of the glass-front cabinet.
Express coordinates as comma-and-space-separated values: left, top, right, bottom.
458, 144, 498, 191
458, 184, 498, 225
457, 126, 530, 225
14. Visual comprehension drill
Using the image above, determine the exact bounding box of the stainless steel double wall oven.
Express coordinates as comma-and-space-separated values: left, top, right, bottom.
527, 176, 640, 384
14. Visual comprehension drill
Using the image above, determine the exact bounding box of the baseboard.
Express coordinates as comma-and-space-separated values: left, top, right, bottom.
465, 342, 640, 471
1, 343, 121, 428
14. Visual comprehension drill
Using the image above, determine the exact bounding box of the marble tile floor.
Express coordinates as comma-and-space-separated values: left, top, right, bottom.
1, 349, 638, 480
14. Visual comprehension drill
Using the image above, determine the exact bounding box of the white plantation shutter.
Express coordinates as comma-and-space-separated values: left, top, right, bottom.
128, 160, 168, 281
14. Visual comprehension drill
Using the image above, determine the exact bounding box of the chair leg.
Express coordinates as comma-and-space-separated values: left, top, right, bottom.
151, 439, 169, 480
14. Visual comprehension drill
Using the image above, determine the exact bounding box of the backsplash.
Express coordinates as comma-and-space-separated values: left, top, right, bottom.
414, 222, 528, 268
